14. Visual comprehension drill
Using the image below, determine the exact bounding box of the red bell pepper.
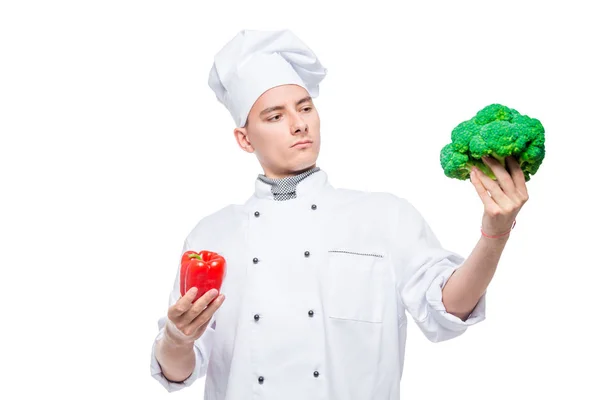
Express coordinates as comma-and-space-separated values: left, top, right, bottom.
180, 250, 226, 303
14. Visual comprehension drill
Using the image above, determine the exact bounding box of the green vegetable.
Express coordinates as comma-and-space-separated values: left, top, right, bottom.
440, 103, 546, 182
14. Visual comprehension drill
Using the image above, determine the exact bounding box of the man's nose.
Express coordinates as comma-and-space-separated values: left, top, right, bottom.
291, 112, 308, 132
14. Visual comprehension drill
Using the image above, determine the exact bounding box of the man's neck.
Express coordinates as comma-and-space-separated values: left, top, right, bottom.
262, 164, 317, 180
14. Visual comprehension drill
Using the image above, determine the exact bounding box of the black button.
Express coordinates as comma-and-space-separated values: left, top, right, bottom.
254, 211, 260, 217
311, 204, 317, 210
254, 314, 260, 321
308, 310, 314, 317
253, 257, 259, 264
313, 371, 319, 378
258, 376, 264, 384
304, 251, 310, 257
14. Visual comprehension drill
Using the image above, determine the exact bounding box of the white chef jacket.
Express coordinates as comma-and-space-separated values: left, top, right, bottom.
150, 169, 485, 399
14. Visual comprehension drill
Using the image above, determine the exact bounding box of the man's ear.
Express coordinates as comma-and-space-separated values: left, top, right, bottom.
233, 127, 253, 152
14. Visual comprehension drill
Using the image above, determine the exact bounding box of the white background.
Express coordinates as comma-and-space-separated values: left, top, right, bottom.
1, 0, 598, 398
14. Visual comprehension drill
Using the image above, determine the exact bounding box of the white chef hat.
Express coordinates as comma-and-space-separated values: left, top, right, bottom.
208, 29, 328, 128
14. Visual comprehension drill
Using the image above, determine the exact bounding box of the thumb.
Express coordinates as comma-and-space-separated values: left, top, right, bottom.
165, 318, 194, 344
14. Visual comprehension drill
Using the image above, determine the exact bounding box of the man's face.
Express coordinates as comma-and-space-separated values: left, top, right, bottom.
234, 84, 321, 179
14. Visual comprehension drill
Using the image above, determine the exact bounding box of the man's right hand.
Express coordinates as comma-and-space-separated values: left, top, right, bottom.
164, 287, 226, 346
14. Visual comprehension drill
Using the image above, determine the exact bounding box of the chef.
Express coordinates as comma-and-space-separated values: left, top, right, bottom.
150, 29, 528, 399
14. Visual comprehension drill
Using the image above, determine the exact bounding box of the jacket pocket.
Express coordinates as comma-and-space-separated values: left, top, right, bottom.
324, 250, 386, 323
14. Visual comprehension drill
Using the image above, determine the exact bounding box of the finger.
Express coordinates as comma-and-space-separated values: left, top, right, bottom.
188, 294, 226, 333
181, 288, 220, 325
506, 156, 529, 199
472, 167, 513, 209
169, 287, 198, 318
481, 156, 516, 196
470, 168, 498, 210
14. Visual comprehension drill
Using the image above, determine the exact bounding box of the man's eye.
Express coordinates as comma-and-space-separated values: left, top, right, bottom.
303, 107, 312, 112
268, 115, 281, 122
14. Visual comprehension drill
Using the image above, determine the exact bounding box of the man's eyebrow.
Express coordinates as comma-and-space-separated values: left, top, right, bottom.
259, 96, 313, 117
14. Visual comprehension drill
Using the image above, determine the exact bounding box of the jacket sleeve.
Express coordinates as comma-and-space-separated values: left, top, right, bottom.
150, 238, 217, 392
391, 197, 486, 343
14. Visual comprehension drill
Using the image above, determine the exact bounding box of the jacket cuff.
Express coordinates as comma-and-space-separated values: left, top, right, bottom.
425, 264, 487, 332
149, 328, 204, 393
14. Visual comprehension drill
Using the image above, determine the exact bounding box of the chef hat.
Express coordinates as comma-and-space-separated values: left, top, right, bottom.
208, 29, 328, 128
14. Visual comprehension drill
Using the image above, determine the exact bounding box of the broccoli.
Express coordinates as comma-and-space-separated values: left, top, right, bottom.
440, 103, 545, 182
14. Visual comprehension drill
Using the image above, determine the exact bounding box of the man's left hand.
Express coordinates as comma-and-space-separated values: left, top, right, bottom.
470, 155, 529, 237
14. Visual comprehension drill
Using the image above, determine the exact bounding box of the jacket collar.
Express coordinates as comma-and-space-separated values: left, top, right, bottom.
253, 168, 329, 201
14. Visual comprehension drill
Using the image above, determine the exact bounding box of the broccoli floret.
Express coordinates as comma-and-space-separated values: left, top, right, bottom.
440, 104, 545, 182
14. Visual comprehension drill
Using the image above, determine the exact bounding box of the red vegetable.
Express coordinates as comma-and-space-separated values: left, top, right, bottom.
180, 250, 226, 303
